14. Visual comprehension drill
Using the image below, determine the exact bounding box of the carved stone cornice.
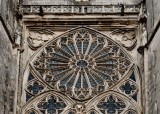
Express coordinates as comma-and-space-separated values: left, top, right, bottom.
22, 4, 141, 15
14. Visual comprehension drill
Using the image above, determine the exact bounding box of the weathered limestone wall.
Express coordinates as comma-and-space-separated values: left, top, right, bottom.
152, 0, 160, 27
146, 0, 160, 36
0, 0, 18, 39
146, 0, 160, 114
0, 0, 19, 114
23, 0, 142, 5
0, 22, 14, 114
147, 27, 160, 114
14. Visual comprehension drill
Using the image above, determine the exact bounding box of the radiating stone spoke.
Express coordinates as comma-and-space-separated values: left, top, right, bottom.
90, 70, 104, 85
68, 40, 77, 55
59, 47, 73, 58
90, 43, 104, 56
92, 68, 111, 80
60, 71, 75, 86
61, 44, 74, 56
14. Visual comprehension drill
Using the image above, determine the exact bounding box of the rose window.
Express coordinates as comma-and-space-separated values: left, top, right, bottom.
30, 27, 132, 100
23, 27, 141, 114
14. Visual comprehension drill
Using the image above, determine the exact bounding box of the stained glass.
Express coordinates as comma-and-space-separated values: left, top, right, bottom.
37, 95, 66, 114
97, 95, 126, 114
24, 27, 141, 114
27, 81, 44, 95
32, 28, 132, 100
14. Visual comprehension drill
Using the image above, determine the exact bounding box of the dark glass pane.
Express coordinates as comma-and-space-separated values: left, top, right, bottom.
28, 73, 34, 81
97, 95, 126, 114
38, 96, 66, 114
26, 93, 32, 101
130, 73, 136, 81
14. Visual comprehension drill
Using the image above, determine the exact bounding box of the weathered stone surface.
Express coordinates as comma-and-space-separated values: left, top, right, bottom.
153, 0, 160, 26
148, 28, 160, 114
0, 0, 18, 113
146, 0, 160, 114
23, 0, 142, 5
0, 0, 18, 39
146, 0, 160, 36
0, 22, 14, 114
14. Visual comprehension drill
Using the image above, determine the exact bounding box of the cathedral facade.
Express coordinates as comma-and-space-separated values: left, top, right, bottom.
0, 0, 159, 114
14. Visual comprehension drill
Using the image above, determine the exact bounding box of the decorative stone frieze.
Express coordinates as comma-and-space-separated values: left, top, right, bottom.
22, 4, 141, 15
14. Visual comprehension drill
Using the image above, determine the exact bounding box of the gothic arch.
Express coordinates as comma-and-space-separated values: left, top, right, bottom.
86, 91, 141, 114
22, 26, 142, 114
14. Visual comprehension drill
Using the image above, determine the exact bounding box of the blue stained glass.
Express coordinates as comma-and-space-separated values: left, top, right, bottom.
66, 76, 75, 87
75, 75, 81, 89
97, 95, 126, 114
93, 69, 111, 80
68, 41, 76, 54
77, 60, 88, 68
51, 53, 68, 62
99, 49, 109, 56
121, 82, 136, 94
83, 76, 88, 88
61, 44, 73, 56
91, 44, 104, 56
54, 73, 64, 80
27, 82, 44, 95
88, 75, 97, 87
47, 98, 56, 113
130, 73, 136, 81
90, 71, 103, 85
76, 40, 82, 54
60, 73, 73, 85
83, 40, 89, 54
38, 96, 66, 114
30, 111, 35, 114
28, 73, 35, 81
88, 41, 97, 54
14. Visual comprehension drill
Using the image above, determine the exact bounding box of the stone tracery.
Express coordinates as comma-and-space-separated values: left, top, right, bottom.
23, 27, 141, 114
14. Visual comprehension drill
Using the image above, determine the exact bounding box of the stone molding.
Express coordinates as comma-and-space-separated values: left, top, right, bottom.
22, 4, 141, 15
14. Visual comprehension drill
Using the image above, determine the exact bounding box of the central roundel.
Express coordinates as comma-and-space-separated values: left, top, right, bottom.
76, 60, 88, 68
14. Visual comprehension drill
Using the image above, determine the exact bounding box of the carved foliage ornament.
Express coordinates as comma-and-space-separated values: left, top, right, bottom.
23, 27, 141, 114
27, 28, 55, 50
109, 29, 137, 51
